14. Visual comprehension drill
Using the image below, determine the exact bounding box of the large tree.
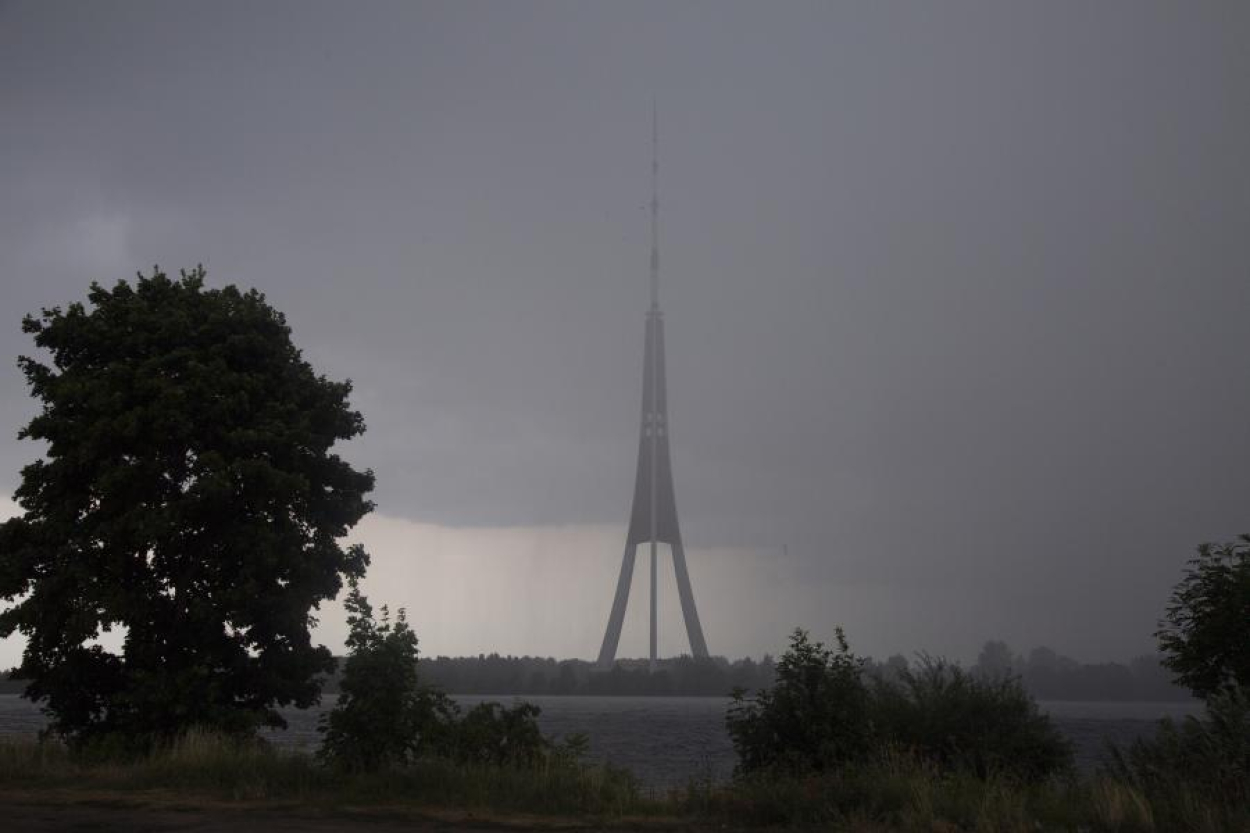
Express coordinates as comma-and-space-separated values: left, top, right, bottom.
0, 268, 374, 742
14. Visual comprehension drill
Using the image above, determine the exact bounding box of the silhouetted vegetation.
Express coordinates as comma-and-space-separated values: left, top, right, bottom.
726, 629, 873, 774
727, 628, 1072, 781
0, 731, 643, 818
0, 269, 374, 745
712, 621, 1245, 830
316, 644, 1192, 701
318, 582, 588, 776
1094, 537, 1250, 831
972, 640, 1193, 702
318, 579, 450, 771
3, 723, 1245, 831
1155, 535, 1250, 699
872, 656, 1072, 780
350, 652, 778, 697
1104, 687, 1250, 831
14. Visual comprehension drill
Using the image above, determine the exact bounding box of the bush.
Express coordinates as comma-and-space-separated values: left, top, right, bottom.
318, 580, 454, 771
319, 582, 586, 774
872, 656, 1073, 780
726, 628, 872, 775
727, 627, 1071, 783
452, 701, 554, 767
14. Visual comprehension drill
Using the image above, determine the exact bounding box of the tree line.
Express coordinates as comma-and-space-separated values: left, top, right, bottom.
2, 644, 1194, 701
306, 644, 1193, 701
970, 641, 1193, 701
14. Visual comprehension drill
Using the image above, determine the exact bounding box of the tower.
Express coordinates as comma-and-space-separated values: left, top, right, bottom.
597, 107, 709, 671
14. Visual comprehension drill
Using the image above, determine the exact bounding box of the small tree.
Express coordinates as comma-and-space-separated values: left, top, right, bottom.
1155, 536, 1250, 699
0, 268, 373, 743
318, 582, 570, 772
318, 580, 454, 771
726, 628, 872, 775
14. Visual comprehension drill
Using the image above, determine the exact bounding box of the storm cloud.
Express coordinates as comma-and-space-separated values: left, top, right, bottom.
2, 1, 1248, 664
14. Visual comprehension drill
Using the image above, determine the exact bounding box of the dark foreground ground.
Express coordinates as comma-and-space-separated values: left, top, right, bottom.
0, 791, 685, 833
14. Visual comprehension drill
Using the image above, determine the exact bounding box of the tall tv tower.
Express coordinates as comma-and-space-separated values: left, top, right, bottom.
597, 105, 710, 671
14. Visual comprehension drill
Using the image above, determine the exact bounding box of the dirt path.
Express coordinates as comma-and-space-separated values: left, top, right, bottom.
0, 791, 664, 832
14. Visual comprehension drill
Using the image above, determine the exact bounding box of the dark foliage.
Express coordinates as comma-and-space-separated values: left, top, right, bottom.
726, 628, 873, 775
0, 268, 373, 743
318, 580, 454, 771
339, 644, 1185, 701
872, 656, 1073, 780
1096, 539, 1250, 829
453, 701, 558, 767
727, 628, 1071, 782
971, 641, 1193, 702
318, 583, 579, 772
337, 652, 776, 697
346, 645, 1184, 701
1155, 536, 1250, 699
1105, 686, 1250, 829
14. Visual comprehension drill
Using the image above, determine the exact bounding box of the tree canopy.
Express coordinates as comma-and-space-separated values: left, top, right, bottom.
1156, 536, 1250, 699
0, 267, 374, 742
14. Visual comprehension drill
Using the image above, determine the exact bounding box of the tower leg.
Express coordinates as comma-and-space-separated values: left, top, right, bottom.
649, 539, 658, 672
597, 541, 637, 669
670, 537, 709, 658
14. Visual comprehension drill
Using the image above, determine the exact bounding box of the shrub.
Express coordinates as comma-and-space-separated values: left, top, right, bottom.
872, 655, 1073, 780
726, 628, 872, 775
318, 580, 454, 771
452, 701, 552, 767
319, 582, 587, 774
727, 627, 1071, 783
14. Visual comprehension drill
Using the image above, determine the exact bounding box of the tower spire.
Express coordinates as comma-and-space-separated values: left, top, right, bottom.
650, 99, 659, 310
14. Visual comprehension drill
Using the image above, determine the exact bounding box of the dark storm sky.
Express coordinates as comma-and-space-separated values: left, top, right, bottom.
2, 1, 1248, 663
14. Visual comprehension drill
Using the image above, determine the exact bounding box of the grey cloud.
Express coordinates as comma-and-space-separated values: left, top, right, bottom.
1, 1, 1248, 662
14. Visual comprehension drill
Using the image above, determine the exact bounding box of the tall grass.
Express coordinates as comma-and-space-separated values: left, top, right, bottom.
0, 730, 647, 816
2, 730, 1246, 830
675, 748, 1245, 832
1101, 688, 1250, 833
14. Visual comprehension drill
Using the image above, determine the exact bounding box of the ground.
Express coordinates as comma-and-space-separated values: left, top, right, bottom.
0, 790, 685, 832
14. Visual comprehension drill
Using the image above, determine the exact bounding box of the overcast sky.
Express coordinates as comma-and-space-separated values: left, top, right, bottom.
2, 1, 1248, 667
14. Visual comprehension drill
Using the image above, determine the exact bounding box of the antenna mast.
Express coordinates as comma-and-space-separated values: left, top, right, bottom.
650, 100, 659, 310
